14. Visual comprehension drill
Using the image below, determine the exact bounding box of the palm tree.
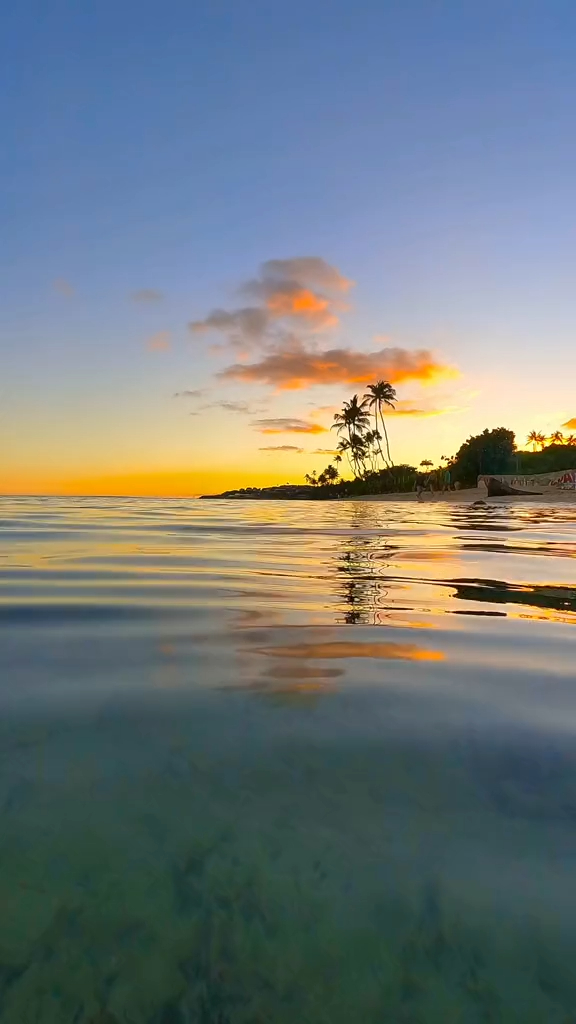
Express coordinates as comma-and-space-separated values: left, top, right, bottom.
336, 438, 354, 475
567, 435, 576, 447
364, 381, 397, 466
364, 429, 382, 473
304, 471, 318, 486
420, 459, 433, 468
550, 431, 565, 446
332, 395, 370, 476
332, 396, 369, 438
349, 433, 368, 477
527, 430, 546, 451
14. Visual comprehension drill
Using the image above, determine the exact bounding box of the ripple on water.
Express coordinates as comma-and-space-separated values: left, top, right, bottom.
1, 495, 576, 1022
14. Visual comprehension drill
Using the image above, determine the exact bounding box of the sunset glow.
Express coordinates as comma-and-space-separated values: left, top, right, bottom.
3, 5, 575, 497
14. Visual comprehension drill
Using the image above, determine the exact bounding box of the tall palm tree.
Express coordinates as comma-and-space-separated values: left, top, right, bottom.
364, 381, 397, 466
567, 435, 576, 447
550, 431, 565, 445
527, 430, 546, 452
535, 432, 547, 450
332, 395, 370, 448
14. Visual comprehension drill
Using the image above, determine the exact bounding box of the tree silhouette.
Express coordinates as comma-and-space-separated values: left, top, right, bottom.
527, 430, 546, 451
550, 431, 565, 445
364, 381, 397, 466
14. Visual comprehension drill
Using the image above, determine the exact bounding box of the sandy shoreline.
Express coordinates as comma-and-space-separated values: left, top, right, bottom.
360, 487, 576, 503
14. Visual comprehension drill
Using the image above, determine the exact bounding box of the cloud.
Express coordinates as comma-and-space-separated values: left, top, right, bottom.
132, 288, 163, 303
252, 417, 328, 435
259, 445, 304, 452
310, 448, 339, 455
146, 331, 171, 352
174, 389, 205, 399
562, 418, 576, 430
53, 278, 74, 296
209, 401, 253, 414
256, 257, 353, 293
308, 403, 340, 415
220, 337, 455, 391
388, 401, 450, 417
189, 307, 269, 343
189, 256, 352, 346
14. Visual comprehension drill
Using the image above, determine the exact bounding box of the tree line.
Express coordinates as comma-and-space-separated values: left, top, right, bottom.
301, 384, 576, 495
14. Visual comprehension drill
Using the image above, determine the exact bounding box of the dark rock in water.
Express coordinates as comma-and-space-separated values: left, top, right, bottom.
485, 477, 542, 497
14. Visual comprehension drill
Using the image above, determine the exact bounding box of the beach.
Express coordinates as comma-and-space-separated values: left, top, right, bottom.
361, 486, 576, 503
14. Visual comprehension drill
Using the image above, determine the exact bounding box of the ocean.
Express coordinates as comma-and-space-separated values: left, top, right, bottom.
1, 495, 576, 1022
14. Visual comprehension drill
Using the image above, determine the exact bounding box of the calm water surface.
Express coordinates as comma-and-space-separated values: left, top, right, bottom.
1, 495, 576, 1022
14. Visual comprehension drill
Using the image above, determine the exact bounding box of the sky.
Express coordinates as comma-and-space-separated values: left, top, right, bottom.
2, 0, 576, 496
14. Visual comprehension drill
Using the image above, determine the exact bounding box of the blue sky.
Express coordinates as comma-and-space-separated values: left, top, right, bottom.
2, 0, 576, 493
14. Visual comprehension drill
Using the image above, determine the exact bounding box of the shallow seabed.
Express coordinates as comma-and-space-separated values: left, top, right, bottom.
1, 496, 576, 1022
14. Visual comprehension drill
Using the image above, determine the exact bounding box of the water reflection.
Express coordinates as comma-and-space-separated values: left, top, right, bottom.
1, 496, 576, 1021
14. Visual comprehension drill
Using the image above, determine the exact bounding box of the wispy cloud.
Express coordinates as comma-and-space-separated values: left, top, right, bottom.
146, 331, 171, 352
259, 445, 304, 452
252, 417, 328, 435
53, 278, 74, 297
310, 448, 339, 455
388, 401, 451, 417
132, 288, 163, 303
174, 389, 205, 399
210, 401, 253, 414
189, 256, 352, 348
221, 337, 455, 391
562, 418, 576, 430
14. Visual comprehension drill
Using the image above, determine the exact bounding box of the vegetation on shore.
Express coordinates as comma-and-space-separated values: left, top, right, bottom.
202, 384, 576, 498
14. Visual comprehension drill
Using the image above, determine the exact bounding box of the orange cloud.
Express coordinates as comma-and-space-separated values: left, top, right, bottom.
146, 331, 171, 351
252, 417, 328, 434
189, 256, 352, 345
220, 338, 455, 391
265, 288, 338, 330
562, 418, 576, 430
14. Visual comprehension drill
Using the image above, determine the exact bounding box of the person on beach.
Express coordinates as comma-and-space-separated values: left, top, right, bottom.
414, 474, 425, 499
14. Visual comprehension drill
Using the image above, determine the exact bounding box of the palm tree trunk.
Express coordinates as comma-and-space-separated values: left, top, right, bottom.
373, 410, 385, 468
379, 408, 392, 466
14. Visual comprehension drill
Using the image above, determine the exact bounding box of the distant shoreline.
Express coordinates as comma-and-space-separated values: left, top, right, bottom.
201, 485, 576, 503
